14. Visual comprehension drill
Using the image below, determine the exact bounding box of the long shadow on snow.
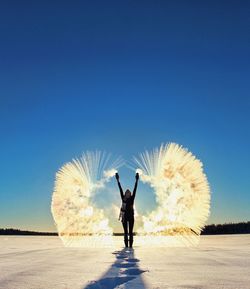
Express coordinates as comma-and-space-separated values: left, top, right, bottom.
83, 248, 147, 289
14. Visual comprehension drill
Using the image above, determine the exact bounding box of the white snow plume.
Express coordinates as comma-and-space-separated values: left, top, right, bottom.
134, 143, 210, 246
51, 151, 123, 247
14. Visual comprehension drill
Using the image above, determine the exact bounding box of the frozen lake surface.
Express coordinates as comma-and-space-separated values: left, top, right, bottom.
0, 235, 249, 289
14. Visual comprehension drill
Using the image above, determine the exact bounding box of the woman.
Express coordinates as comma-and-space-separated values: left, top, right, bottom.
115, 172, 139, 248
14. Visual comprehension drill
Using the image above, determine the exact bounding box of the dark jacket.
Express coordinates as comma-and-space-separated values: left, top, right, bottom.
118, 180, 138, 220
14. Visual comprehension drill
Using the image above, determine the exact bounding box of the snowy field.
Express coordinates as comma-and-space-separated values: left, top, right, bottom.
0, 235, 249, 289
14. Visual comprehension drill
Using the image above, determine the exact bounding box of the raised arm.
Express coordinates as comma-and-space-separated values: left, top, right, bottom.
132, 173, 139, 200
115, 173, 124, 199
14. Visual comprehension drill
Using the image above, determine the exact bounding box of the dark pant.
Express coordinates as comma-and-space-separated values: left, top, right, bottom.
122, 216, 134, 247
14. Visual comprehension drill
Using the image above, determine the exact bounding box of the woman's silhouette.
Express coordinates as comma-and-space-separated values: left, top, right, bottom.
115, 172, 139, 248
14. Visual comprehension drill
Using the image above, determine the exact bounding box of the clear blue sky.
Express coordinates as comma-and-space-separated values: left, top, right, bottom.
0, 1, 249, 231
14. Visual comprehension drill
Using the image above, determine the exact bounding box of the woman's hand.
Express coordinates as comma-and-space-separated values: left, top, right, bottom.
135, 172, 139, 180
115, 173, 119, 181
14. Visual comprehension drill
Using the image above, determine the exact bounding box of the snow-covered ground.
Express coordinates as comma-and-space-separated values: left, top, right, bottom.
0, 235, 249, 289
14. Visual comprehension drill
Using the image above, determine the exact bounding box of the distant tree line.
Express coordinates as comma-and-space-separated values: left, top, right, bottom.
1, 221, 250, 236
0, 228, 57, 236
201, 221, 250, 235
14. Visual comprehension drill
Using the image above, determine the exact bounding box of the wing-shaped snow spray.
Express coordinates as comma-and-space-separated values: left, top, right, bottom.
134, 143, 210, 246
51, 151, 122, 247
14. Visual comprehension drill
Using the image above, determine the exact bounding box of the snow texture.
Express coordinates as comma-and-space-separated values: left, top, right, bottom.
0, 235, 249, 289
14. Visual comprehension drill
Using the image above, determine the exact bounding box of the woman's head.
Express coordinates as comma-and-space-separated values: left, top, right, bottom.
124, 189, 132, 199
